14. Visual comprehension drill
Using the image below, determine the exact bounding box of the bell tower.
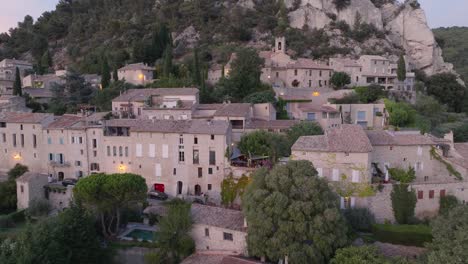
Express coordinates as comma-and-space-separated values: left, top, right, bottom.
275, 36, 286, 54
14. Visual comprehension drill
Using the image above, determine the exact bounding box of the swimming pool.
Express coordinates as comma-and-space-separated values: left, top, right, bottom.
123, 229, 156, 241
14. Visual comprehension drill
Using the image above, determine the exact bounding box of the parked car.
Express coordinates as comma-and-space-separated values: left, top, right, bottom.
148, 190, 168, 200
62, 178, 78, 187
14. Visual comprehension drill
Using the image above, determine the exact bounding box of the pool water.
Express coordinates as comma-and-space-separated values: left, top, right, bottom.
124, 229, 156, 241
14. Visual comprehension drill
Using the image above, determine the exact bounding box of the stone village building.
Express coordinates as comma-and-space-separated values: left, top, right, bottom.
292, 125, 468, 222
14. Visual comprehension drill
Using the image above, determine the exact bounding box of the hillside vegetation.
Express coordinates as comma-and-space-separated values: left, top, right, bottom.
434, 27, 468, 83
0, 0, 399, 75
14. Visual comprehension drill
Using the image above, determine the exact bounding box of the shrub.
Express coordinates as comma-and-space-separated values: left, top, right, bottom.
355, 85, 386, 103
7, 164, 28, 180
330, 72, 351, 90
343, 208, 375, 232
439, 195, 460, 216
26, 199, 50, 218
8, 210, 25, 223
372, 224, 432, 247
0, 215, 15, 229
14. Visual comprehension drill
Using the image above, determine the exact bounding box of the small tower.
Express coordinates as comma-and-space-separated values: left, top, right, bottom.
275, 36, 286, 54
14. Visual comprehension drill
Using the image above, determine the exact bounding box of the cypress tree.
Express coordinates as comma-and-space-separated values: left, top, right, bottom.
193, 48, 201, 85
113, 67, 119, 82
397, 55, 407, 82
13, 67, 22, 96
101, 56, 111, 89
41, 50, 52, 70
162, 46, 173, 78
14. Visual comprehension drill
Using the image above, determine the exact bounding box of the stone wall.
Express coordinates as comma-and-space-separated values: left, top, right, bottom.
364, 181, 468, 223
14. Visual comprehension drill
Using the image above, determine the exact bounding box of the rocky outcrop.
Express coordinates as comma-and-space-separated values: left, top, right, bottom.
284, 0, 454, 76
287, 0, 383, 30
384, 2, 454, 75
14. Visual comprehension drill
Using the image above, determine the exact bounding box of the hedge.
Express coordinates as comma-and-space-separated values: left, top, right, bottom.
372, 224, 432, 247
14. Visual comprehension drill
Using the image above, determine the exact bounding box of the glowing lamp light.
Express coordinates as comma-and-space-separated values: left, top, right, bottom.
13, 154, 21, 160
268, 75, 271, 79
312, 91, 320, 97
138, 73, 145, 81
118, 164, 127, 172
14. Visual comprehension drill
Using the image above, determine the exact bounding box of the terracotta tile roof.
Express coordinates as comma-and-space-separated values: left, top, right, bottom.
245, 119, 300, 129
298, 104, 339, 113
196, 104, 225, 110
287, 58, 332, 70
23, 88, 54, 98
16, 172, 48, 183
113, 88, 198, 102
191, 204, 246, 232
366, 130, 435, 146
0, 112, 53, 124
292, 125, 373, 153
214, 104, 252, 117
105, 119, 229, 135
45, 115, 83, 129
118, 63, 153, 71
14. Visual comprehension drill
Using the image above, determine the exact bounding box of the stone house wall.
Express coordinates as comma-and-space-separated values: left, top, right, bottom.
190, 224, 247, 255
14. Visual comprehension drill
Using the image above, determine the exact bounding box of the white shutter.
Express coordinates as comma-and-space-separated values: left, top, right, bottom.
316, 168, 323, 178
332, 169, 339, 181
351, 197, 356, 208
384, 162, 390, 181
155, 164, 161, 177
149, 144, 156, 158
352, 170, 360, 183
340, 197, 345, 209
136, 144, 142, 157
417, 146, 423, 156
162, 144, 169, 158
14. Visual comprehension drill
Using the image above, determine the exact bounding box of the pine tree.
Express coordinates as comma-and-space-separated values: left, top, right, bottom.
397, 55, 407, 82
13, 67, 22, 96
276, 0, 289, 34
100, 56, 111, 89
162, 46, 173, 78
192, 48, 202, 85
40, 50, 52, 74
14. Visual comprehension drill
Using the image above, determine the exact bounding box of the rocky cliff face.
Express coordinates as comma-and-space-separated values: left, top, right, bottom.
279, 0, 453, 75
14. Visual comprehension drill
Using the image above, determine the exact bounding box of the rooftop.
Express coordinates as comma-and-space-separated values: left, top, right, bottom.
118, 63, 154, 71
112, 88, 199, 102
287, 58, 332, 70
16, 172, 48, 183
144, 203, 246, 232
45, 115, 83, 129
23, 88, 54, 98
0, 112, 53, 124
292, 125, 373, 153
298, 104, 339, 113
245, 119, 300, 130
214, 104, 252, 117
182, 254, 261, 264
366, 130, 435, 146
105, 119, 229, 135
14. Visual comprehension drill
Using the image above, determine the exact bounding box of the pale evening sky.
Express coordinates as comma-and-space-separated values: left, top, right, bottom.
0, 0, 467, 34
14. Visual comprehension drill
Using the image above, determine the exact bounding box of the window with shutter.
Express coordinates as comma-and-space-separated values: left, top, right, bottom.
149, 144, 156, 158
162, 144, 169, 158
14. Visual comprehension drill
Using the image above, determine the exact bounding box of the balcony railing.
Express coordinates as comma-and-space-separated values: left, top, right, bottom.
49, 161, 71, 167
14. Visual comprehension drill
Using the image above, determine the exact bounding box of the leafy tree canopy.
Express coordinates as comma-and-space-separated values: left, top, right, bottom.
428, 205, 468, 264
330, 71, 351, 90
355, 85, 386, 103
243, 161, 348, 263
73, 173, 147, 239
426, 73, 466, 113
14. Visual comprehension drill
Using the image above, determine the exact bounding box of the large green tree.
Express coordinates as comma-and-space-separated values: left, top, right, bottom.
330, 72, 351, 90
355, 85, 385, 103
243, 161, 348, 263
0, 164, 28, 214
214, 48, 265, 102
1, 204, 108, 264
73, 173, 147, 239
428, 205, 468, 264
330, 246, 390, 264
426, 73, 466, 113
146, 199, 194, 264
12, 67, 22, 96
238, 130, 290, 162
